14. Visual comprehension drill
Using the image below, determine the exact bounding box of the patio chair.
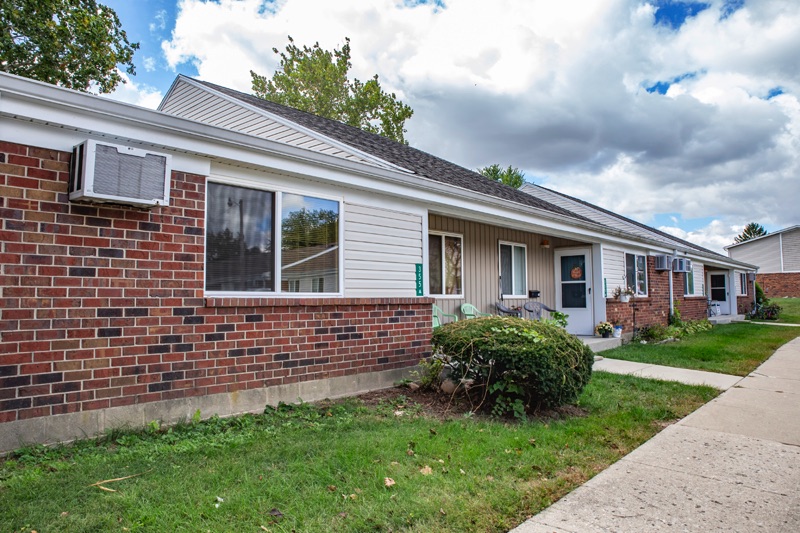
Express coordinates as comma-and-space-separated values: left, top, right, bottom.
432, 304, 458, 328
460, 303, 492, 319
495, 302, 522, 317
523, 301, 554, 320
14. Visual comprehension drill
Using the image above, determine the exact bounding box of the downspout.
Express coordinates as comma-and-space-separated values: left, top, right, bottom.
668, 250, 677, 317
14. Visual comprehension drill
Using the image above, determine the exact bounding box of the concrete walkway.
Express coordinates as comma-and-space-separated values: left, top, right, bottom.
512, 337, 800, 533
593, 357, 743, 390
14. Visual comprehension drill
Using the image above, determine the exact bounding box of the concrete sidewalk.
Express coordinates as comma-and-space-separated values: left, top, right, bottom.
512, 337, 800, 533
593, 357, 743, 390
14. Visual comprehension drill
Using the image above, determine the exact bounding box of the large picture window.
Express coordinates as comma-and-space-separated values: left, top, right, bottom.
429, 233, 462, 295
206, 182, 339, 294
499, 242, 527, 297
625, 253, 647, 296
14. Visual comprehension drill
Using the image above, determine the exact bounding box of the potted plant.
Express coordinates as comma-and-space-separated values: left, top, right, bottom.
595, 321, 613, 338
611, 286, 635, 303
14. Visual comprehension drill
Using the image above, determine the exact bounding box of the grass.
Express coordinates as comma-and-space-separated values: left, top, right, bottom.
605, 322, 800, 376
752, 297, 800, 324
0, 373, 717, 533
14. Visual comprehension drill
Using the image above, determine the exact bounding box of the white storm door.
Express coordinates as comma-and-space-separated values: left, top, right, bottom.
709, 273, 730, 315
554, 249, 594, 335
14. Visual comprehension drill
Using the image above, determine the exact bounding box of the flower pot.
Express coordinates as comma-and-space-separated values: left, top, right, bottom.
613, 326, 623, 338
619, 295, 631, 303
601, 332, 611, 338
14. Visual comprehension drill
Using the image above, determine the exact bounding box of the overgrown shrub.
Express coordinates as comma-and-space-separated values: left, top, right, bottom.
635, 319, 712, 342
753, 302, 782, 320
755, 282, 767, 305
431, 316, 594, 418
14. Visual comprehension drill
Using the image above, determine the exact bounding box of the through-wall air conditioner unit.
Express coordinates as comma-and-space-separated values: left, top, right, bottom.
747, 273, 757, 282
68, 140, 172, 208
654, 255, 672, 271
673, 258, 693, 272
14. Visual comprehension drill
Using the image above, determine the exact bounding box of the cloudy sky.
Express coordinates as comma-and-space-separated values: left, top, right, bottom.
102, 0, 799, 253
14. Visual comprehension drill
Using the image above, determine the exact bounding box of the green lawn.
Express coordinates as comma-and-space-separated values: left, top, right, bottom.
605, 322, 800, 376
0, 373, 716, 533
753, 297, 800, 324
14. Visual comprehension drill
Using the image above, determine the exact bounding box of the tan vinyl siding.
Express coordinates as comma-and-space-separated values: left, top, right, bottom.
343, 203, 423, 298
602, 247, 626, 297
429, 214, 585, 318
728, 234, 782, 273
161, 79, 374, 165
782, 229, 800, 272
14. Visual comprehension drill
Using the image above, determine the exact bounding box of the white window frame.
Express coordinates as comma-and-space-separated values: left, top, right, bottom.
204, 176, 344, 297
625, 253, 648, 297
684, 270, 694, 296
499, 241, 528, 298
428, 231, 463, 297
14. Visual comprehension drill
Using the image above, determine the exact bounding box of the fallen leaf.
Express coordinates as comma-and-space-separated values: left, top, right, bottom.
486, 475, 494, 481
390, 461, 399, 466
406, 449, 415, 456
394, 410, 404, 416
420, 465, 433, 476
384, 477, 396, 487
429, 428, 437, 435
437, 459, 445, 464
216, 496, 224, 503
339, 512, 348, 518
349, 494, 357, 500
440, 508, 446, 515
60, 512, 69, 517
459, 469, 466, 475
260, 526, 269, 532
327, 485, 337, 492
528, 438, 536, 445
269, 508, 283, 518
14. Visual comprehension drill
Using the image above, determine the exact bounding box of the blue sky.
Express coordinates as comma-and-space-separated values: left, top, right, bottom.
100, 0, 798, 253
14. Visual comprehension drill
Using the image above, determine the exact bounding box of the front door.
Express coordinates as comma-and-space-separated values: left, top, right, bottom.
709, 273, 730, 315
555, 249, 594, 335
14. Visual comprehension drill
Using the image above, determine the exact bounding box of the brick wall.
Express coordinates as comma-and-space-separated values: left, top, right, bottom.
757, 273, 800, 298
0, 142, 432, 427
606, 258, 708, 334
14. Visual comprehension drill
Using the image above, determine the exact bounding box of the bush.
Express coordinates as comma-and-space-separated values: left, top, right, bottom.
431, 316, 594, 418
753, 302, 782, 320
635, 319, 712, 342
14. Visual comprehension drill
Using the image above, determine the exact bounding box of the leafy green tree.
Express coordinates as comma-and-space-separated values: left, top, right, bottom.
0, 0, 138, 93
282, 208, 338, 250
251, 36, 413, 144
477, 164, 526, 188
734, 222, 767, 244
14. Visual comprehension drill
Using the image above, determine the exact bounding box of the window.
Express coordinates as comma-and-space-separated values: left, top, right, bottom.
739, 273, 748, 296
684, 270, 694, 296
428, 233, 462, 295
206, 182, 340, 294
625, 253, 647, 296
499, 242, 527, 297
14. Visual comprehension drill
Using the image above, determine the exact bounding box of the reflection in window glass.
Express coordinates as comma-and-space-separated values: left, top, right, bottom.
684, 271, 694, 296
625, 253, 648, 296
206, 182, 274, 292
500, 243, 527, 296
429, 233, 462, 295
280, 193, 339, 293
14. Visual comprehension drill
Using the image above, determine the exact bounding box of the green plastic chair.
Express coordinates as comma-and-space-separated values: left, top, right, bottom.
460, 303, 492, 319
432, 304, 458, 328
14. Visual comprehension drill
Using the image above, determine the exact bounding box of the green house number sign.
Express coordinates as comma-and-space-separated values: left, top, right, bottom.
415, 263, 423, 296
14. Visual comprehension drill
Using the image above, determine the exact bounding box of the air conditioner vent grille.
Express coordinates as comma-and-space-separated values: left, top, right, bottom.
94, 144, 168, 200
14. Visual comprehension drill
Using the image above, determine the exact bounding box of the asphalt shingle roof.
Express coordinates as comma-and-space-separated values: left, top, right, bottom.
192, 78, 591, 224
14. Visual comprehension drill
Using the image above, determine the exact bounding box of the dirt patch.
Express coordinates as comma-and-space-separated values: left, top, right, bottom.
355, 385, 589, 422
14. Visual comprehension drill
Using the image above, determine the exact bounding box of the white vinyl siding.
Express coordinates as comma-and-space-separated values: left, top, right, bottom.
343, 203, 423, 298
727, 234, 782, 273
160, 80, 374, 165
783, 229, 800, 272
690, 262, 705, 296
602, 248, 626, 297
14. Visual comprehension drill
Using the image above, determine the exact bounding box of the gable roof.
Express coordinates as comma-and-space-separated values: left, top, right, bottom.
161, 76, 590, 224
725, 225, 800, 250
520, 183, 732, 261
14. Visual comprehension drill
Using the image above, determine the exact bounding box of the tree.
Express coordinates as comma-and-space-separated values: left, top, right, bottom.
734, 222, 767, 244
282, 208, 338, 250
477, 164, 526, 189
0, 0, 138, 93
251, 36, 413, 144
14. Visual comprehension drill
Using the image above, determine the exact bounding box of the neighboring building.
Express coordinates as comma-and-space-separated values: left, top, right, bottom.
726, 226, 800, 297
0, 72, 755, 452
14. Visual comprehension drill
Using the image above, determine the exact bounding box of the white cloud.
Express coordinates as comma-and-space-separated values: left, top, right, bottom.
150, 9, 168, 33
104, 72, 163, 109
157, 0, 800, 247
142, 56, 157, 72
